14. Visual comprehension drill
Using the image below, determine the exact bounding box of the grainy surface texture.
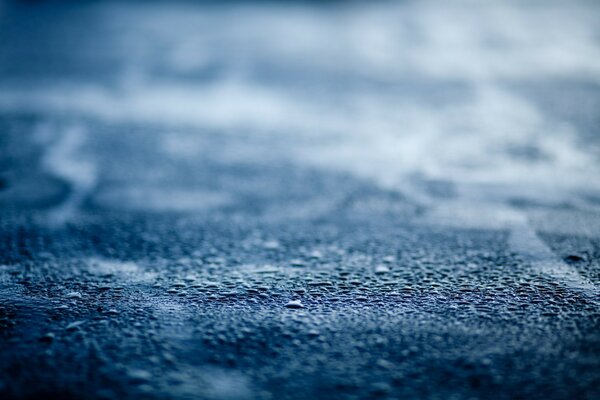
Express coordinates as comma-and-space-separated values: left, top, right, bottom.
0, 1, 599, 399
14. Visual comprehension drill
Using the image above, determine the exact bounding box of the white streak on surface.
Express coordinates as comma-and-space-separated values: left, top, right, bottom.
41, 126, 97, 224
508, 217, 597, 295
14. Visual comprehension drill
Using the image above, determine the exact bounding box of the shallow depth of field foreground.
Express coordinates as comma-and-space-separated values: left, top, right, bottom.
0, 1, 599, 399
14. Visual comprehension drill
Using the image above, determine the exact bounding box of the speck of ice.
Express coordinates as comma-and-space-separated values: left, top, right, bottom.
262, 240, 280, 250
66, 321, 86, 331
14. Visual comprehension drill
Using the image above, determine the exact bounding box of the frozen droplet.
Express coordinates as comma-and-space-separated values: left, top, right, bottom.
376, 359, 394, 369
40, 332, 55, 343
263, 240, 280, 250
290, 259, 305, 267
308, 250, 323, 259
127, 369, 152, 383
375, 265, 390, 274
285, 300, 304, 309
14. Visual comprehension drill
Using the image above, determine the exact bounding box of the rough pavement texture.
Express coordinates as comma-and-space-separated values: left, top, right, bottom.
1, 1, 600, 399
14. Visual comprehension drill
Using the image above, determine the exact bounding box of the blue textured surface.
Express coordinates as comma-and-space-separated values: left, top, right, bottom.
0, 1, 599, 399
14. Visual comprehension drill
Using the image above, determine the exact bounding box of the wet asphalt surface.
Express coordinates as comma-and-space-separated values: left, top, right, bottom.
1, 1, 600, 399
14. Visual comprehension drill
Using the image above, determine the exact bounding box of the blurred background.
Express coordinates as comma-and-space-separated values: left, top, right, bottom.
1, 0, 599, 217
0, 1, 599, 399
